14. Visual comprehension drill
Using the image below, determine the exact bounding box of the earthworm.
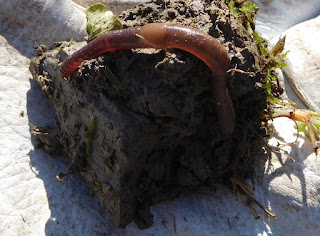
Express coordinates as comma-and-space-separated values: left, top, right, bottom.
60, 23, 235, 138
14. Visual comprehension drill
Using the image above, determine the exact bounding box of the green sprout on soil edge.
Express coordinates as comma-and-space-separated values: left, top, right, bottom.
94, 180, 103, 191
104, 66, 129, 98
86, 116, 96, 161
239, 1, 258, 24
86, 3, 122, 40
228, 0, 258, 32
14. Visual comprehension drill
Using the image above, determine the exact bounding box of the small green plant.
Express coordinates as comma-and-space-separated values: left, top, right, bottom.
104, 66, 129, 98
265, 69, 281, 104
253, 31, 268, 55
86, 3, 122, 40
228, 0, 258, 31
86, 116, 96, 160
228, 0, 238, 16
94, 180, 103, 191
252, 31, 288, 105
262, 39, 288, 104
239, 1, 258, 24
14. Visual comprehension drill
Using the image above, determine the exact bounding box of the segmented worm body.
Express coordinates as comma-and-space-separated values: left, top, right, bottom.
60, 23, 235, 138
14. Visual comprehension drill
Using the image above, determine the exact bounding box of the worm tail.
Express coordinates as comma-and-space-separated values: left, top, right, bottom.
212, 73, 235, 139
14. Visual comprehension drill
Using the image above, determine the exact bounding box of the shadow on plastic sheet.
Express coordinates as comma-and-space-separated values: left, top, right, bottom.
255, 124, 319, 233
26, 78, 121, 235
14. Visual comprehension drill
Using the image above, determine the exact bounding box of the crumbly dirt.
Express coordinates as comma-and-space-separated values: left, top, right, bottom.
29, 0, 267, 229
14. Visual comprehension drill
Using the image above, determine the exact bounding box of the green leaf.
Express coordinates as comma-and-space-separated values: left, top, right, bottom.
228, 1, 238, 16
295, 121, 307, 132
253, 31, 268, 55
310, 116, 320, 130
104, 66, 129, 98
239, 2, 258, 23
86, 116, 95, 160
86, 3, 122, 40
271, 37, 286, 56
94, 180, 103, 191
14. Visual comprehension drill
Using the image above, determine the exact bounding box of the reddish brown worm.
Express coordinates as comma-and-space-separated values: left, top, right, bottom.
60, 23, 235, 138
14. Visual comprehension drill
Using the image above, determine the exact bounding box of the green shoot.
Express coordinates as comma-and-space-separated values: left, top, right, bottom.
86, 3, 122, 40
104, 66, 129, 98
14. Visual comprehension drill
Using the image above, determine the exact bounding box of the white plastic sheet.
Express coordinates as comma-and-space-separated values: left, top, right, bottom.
0, 0, 319, 235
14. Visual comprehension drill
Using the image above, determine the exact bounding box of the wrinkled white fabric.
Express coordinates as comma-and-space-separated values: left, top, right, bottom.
253, 0, 320, 40
282, 16, 320, 112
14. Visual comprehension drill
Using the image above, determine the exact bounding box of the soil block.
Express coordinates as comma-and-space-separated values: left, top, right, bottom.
29, 0, 267, 229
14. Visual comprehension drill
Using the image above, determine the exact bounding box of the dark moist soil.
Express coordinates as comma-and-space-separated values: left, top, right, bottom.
29, 0, 267, 229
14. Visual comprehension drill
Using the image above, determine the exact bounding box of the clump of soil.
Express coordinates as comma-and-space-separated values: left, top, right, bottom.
30, 0, 267, 229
